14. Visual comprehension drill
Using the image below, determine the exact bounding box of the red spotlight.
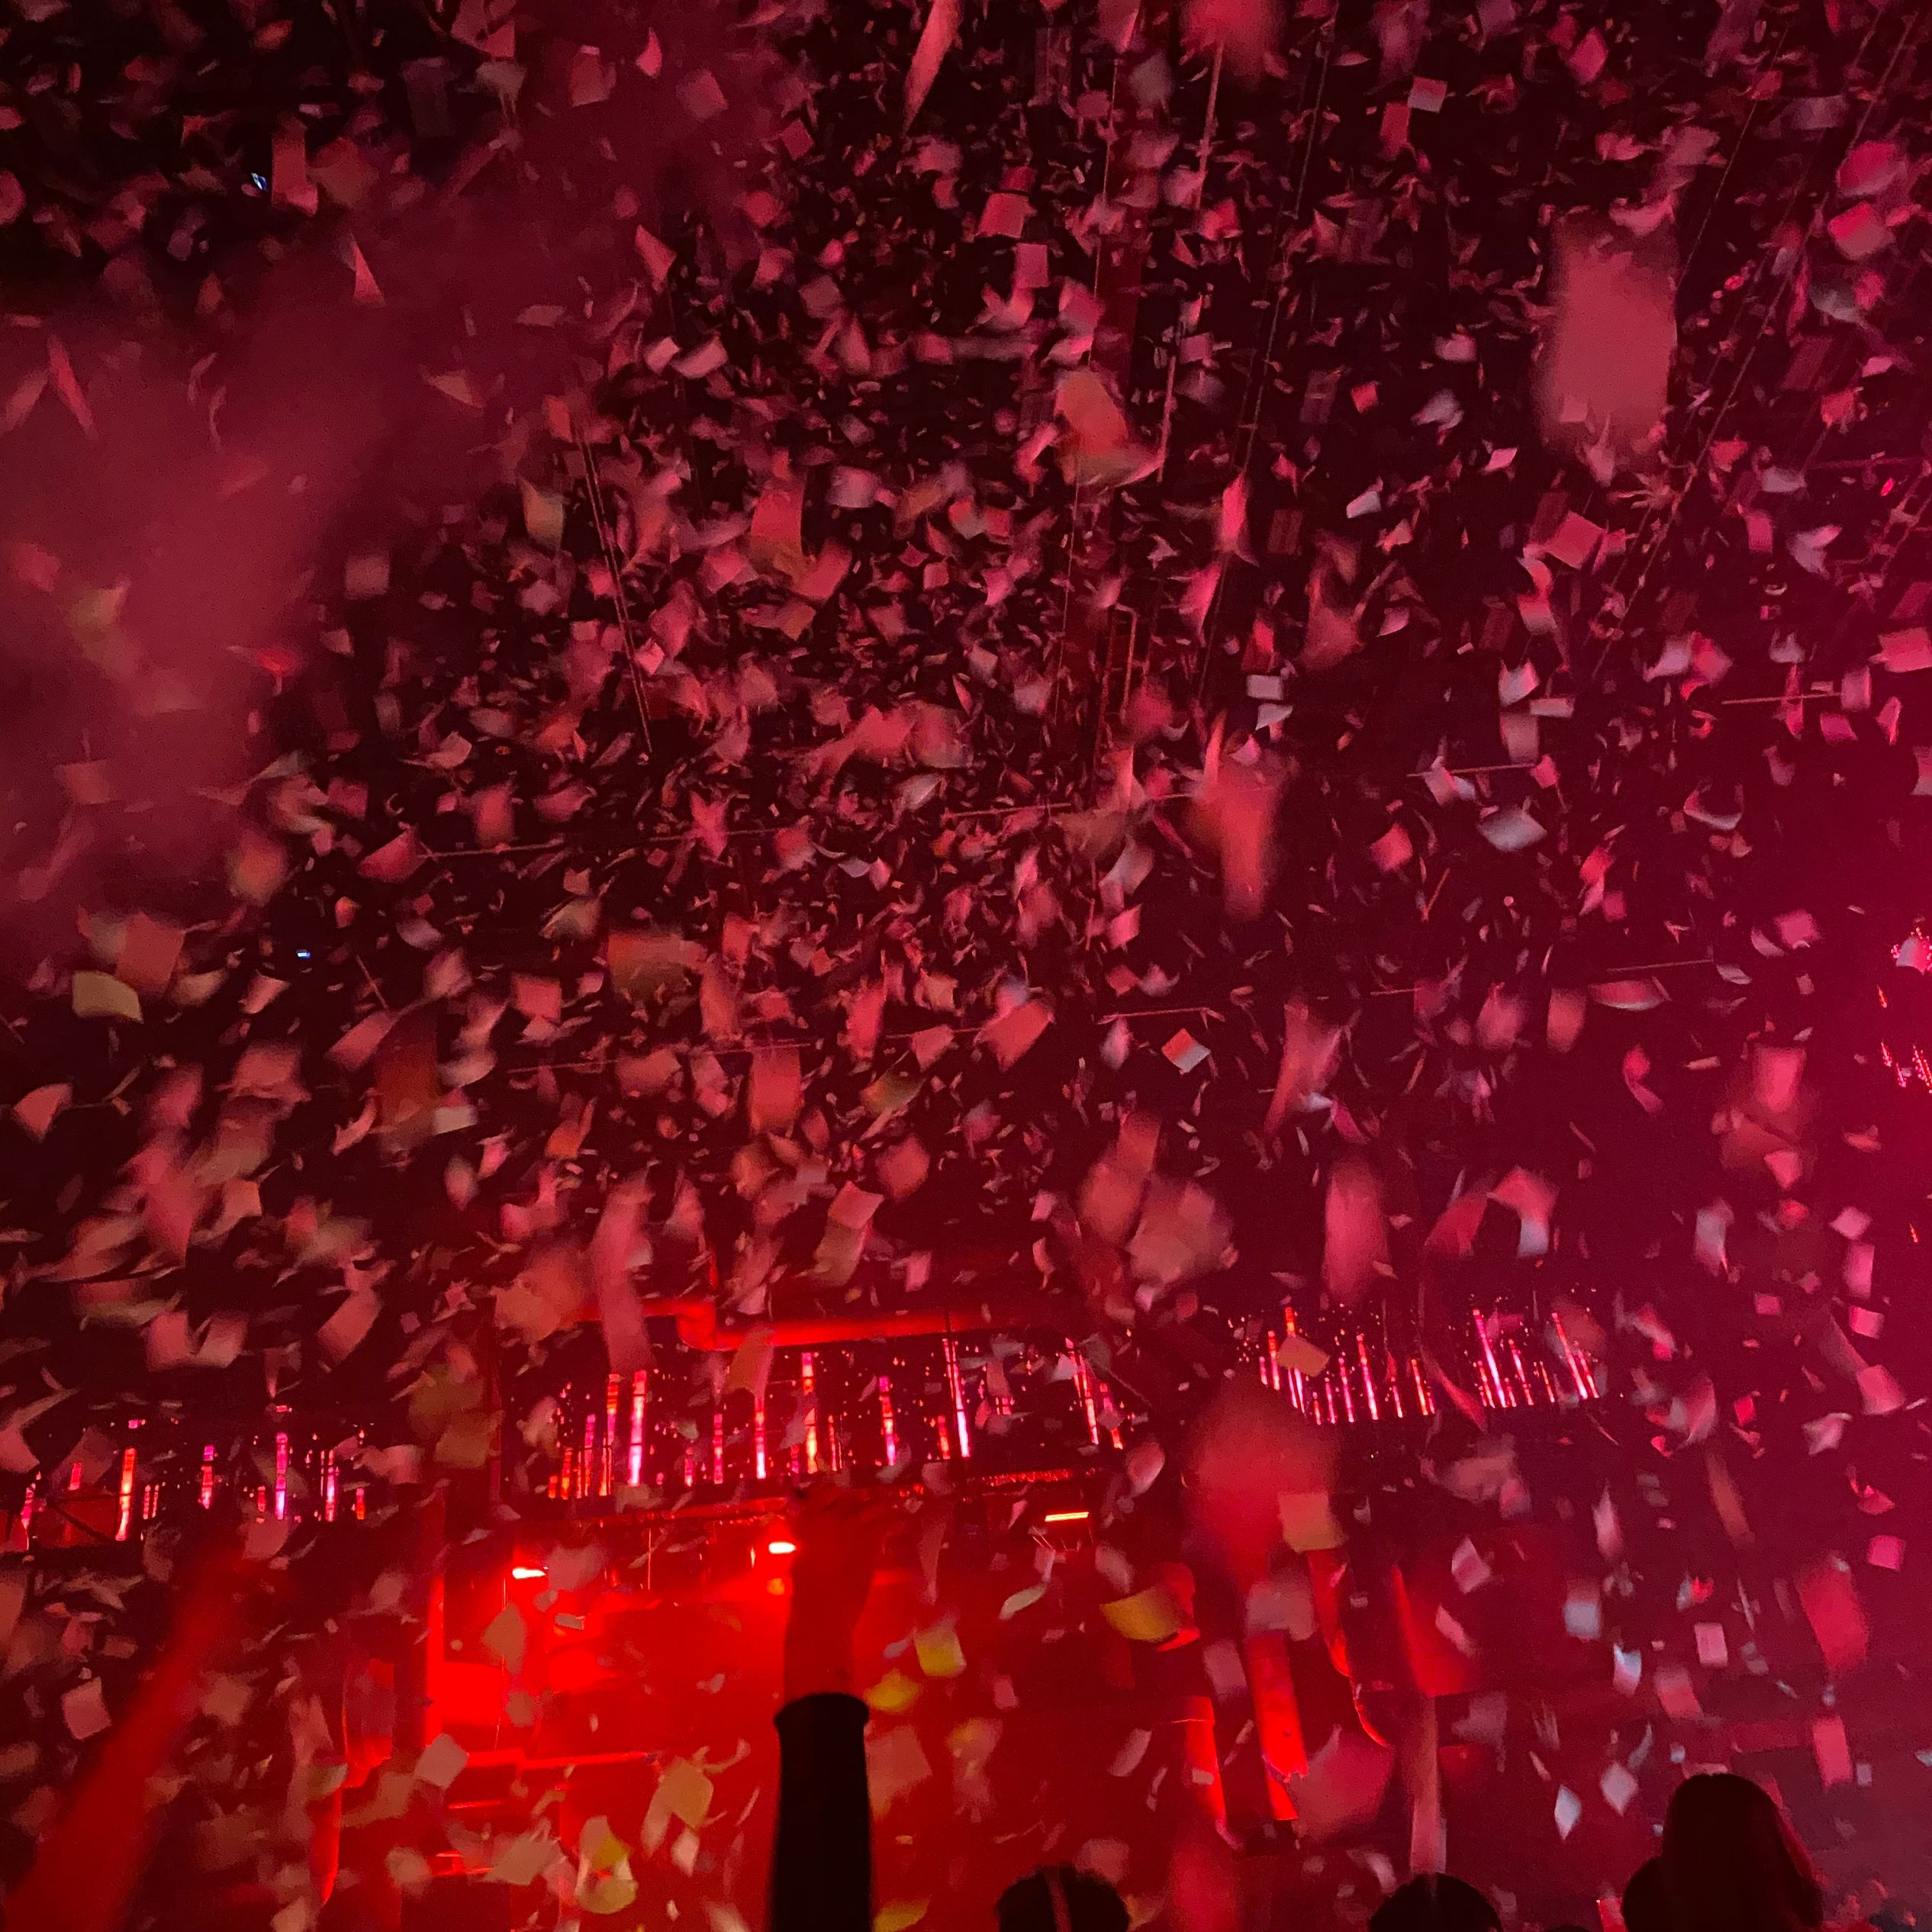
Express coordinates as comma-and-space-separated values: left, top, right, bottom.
510, 1563, 546, 1581
766, 1537, 797, 1557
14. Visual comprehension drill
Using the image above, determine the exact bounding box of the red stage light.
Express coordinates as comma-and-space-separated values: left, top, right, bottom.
766, 1537, 797, 1556
510, 1564, 546, 1581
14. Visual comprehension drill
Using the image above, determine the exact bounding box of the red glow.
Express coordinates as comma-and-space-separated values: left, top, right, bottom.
766, 1537, 797, 1557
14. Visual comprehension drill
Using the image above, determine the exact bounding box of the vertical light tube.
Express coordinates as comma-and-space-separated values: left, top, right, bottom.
944, 1337, 972, 1461
628, 1370, 648, 1486
1283, 1310, 1308, 1413
1476, 1316, 1512, 1409
1508, 1340, 1535, 1406
1071, 1355, 1100, 1446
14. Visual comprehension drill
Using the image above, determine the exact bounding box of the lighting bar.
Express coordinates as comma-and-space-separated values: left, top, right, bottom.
603, 1374, 620, 1499
1476, 1315, 1512, 1409
943, 1336, 972, 1460
628, 1369, 647, 1487
1071, 1355, 1100, 1447
1507, 1339, 1535, 1406
1283, 1311, 1308, 1412
115, 1446, 137, 1542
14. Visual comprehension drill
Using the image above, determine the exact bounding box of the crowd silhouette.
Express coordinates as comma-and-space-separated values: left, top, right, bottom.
0, 1489, 1904, 1932
767, 1487, 1887, 1932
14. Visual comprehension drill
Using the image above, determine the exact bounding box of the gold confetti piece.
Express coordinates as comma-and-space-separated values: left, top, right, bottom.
865, 1669, 923, 1714
1100, 1585, 1184, 1644
661, 1758, 713, 1830
914, 1624, 967, 1679
1274, 1332, 1328, 1378
1279, 1490, 1344, 1553
71, 971, 141, 1023
521, 479, 566, 549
